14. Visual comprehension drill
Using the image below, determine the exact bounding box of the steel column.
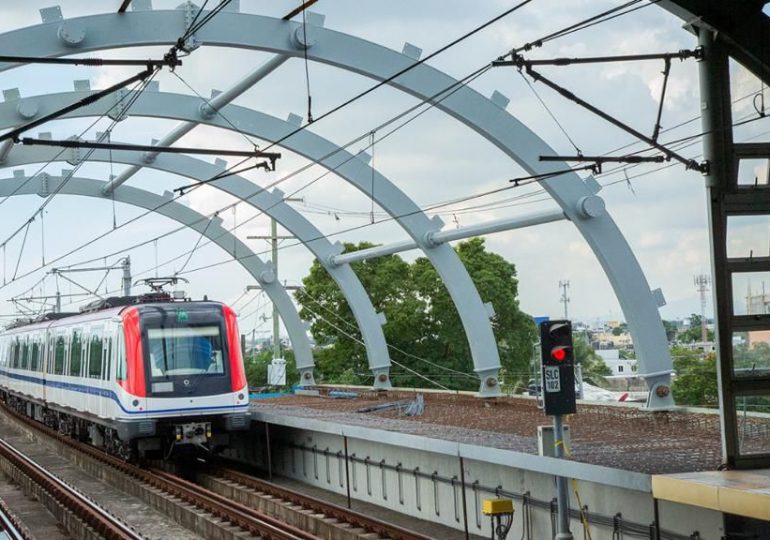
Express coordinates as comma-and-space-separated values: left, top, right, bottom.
696, 26, 770, 468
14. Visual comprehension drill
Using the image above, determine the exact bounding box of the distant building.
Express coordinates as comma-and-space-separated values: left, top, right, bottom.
744, 286, 770, 346
592, 331, 633, 350
596, 349, 638, 377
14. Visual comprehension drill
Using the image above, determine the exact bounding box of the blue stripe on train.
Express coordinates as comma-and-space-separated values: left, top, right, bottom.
0, 369, 247, 416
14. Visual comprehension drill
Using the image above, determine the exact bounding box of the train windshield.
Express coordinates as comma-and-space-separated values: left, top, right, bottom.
147, 326, 225, 377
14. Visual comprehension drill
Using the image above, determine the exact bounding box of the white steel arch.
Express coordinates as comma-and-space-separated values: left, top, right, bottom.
0, 7, 675, 405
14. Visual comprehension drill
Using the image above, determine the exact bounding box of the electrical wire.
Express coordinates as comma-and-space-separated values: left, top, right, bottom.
0, 0, 539, 286
0, 61, 494, 292
175, 211, 217, 275
519, 71, 582, 154
0, 69, 161, 255
1, 2, 756, 296
190, 0, 537, 179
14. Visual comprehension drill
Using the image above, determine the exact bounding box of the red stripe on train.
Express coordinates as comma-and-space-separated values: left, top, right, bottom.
222, 305, 247, 393
120, 307, 146, 397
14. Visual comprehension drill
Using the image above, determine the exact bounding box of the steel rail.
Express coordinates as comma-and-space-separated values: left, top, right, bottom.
147, 469, 320, 540
0, 491, 28, 540
0, 402, 321, 540
218, 467, 434, 540
0, 437, 141, 540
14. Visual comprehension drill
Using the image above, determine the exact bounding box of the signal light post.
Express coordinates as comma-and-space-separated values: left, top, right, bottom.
540, 320, 577, 540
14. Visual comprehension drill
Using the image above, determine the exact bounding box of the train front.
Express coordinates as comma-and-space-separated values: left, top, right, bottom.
119, 301, 249, 455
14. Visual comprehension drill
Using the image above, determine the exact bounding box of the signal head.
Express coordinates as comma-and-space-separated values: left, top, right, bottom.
551, 346, 570, 362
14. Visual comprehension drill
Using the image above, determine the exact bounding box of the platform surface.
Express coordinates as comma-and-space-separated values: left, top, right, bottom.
652, 469, 770, 520
250, 390, 737, 475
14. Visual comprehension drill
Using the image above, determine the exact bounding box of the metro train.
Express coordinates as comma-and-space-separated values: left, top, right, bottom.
0, 294, 249, 459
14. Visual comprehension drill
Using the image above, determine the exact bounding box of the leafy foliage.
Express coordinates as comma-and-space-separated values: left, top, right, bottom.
244, 349, 300, 390
670, 347, 718, 407
573, 333, 611, 386
295, 238, 536, 391
678, 314, 715, 343
661, 320, 678, 342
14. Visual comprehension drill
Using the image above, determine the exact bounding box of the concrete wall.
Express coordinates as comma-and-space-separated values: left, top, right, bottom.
228, 420, 724, 539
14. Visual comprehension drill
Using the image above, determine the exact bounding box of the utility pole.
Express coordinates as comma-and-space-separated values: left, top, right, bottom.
122, 255, 132, 297
559, 280, 570, 319
694, 274, 711, 353
247, 199, 302, 360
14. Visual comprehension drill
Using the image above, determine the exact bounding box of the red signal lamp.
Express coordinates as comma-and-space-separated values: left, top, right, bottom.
551, 346, 569, 362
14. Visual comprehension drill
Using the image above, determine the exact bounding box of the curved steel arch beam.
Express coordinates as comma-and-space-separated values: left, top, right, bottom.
0, 14, 505, 398
0, 10, 674, 405
0, 171, 317, 383
0, 89, 503, 396
0, 140, 393, 388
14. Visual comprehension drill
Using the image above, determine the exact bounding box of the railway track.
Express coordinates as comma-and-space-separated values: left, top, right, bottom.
0, 402, 436, 539
0, 403, 321, 540
0, 488, 30, 540
0, 436, 141, 540
206, 467, 434, 540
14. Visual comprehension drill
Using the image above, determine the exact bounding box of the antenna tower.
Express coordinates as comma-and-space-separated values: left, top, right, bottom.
559, 280, 570, 319
693, 274, 711, 350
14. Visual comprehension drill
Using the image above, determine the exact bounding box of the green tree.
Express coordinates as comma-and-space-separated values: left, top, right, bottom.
295, 238, 536, 391
679, 314, 715, 343
244, 349, 300, 391
296, 242, 423, 385
671, 347, 718, 407
661, 320, 678, 342
573, 334, 611, 386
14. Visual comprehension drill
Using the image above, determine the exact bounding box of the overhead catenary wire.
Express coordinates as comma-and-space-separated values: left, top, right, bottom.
0, 69, 161, 255
4, 61, 493, 291
174, 212, 218, 276
0, 73, 160, 213
182, 0, 537, 192
0, 0, 748, 296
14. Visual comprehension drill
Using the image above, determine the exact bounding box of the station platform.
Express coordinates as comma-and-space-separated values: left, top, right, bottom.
244, 388, 755, 538
652, 469, 770, 521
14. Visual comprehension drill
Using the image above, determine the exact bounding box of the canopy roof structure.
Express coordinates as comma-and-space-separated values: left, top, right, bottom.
0, 2, 699, 408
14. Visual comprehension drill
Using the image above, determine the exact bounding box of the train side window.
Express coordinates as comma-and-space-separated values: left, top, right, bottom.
116, 330, 126, 381
69, 329, 82, 377
20, 337, 28, 370
103, 335, 112, 381
54, 334, 66, 375
30, 336, 39, 372
12, 338, 20, 369
47, 336, 55, 374
89, 328, 103, 379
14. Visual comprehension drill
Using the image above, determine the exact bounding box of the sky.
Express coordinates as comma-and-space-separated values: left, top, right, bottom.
0, 0, 768, 337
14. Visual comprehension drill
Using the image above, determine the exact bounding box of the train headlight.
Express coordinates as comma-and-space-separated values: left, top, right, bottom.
132, 399, 139, 407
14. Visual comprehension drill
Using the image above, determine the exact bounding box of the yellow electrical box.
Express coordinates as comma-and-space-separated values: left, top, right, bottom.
482, 498, 514, 515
